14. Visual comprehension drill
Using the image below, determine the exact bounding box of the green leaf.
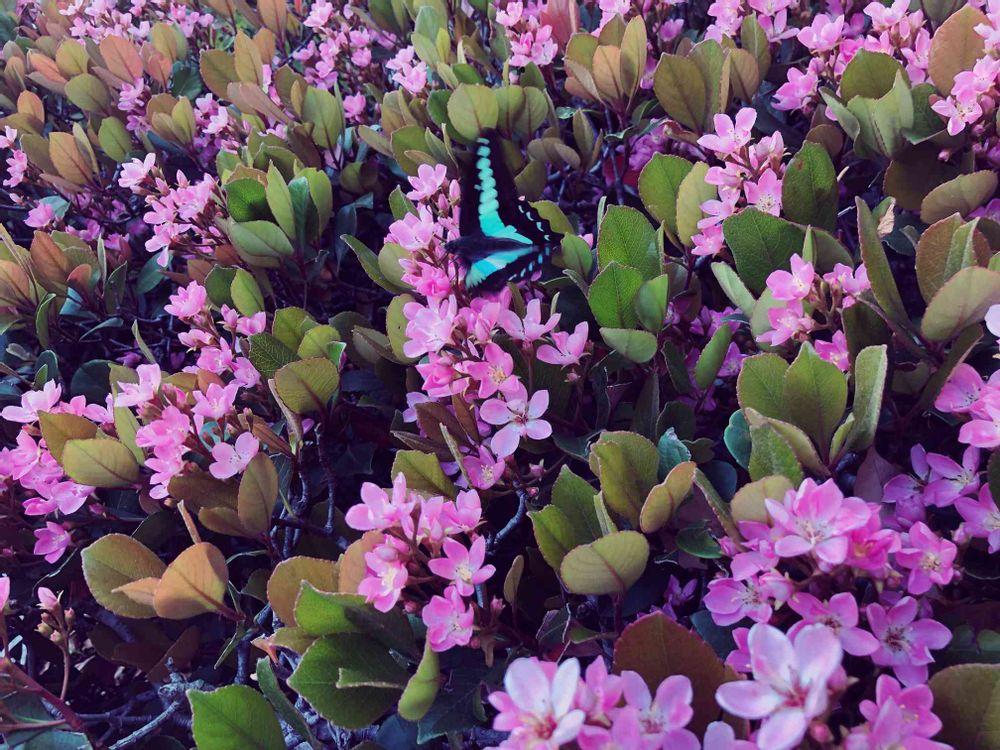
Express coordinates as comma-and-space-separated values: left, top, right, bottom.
229, 220, 294, 268
722, 208, 806, 294
272, 307, 313, 351
294, 583, 417, 657
929, 664, 1000, 749
188, 685, 285, 750
840, 49, 907, 100
446, 84, 499, 140
343, 234, 401, 293
589, 262, 643, 328
225, 179, 269, 223
255, 658, 323, 750
921, 267, 1000, 342
599, 327, 657, 363
588, 431, 659, 526
229, 268, 264, 316
288, 635, 403, 729
81, 534, 165, 619
638, 153, 693, 235
736, 353, 790, 421
390, 451, 457, 497
921, 171, 999, 224
38, 411, 98, 463
916, 215, 988, 303
724, 409, 751, 468
783, 342, 848, 457
98, 117, 132, 162
246, 333, 298, 379
695, 324, 733, 390
274, 357, 340, 414
560, 530, 650, 595
846, 345, 888, 453
634, 274, 671, 332
597, 205, 659, 279
639, 461, 695, 533
711, 262, 756, 316
302, 86, 344, 148
264, 164, 295, 239
748, 420, 804, 485
530, 505, 582, 570
856, 197, 910, 328
204, 266, 237, 307
62, 438, 140, 487
657, 427, 692, 479
653, 53, 706, 132
676, 162, 715, 248
398, 639, 441, 721
781, 142, 838, 231
552, 466, 602, 542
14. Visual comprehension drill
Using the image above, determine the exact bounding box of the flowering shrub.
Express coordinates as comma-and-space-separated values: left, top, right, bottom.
2, 0, 1000, 748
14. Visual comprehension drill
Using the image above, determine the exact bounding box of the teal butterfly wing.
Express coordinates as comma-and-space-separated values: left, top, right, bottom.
447, 131, 559, 292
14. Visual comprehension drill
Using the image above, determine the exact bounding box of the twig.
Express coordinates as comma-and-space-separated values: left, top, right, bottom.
488, 486, 528, 553
106, 700, 183, 750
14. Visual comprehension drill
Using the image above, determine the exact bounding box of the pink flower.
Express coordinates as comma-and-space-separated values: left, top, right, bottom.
115, 364, 162, 408
766, 254, 815, 301
481, 385, 552, 458
165, 281, 207, 320
208, 432, 259, 479
358, 541, 409, 612
575, 658, 623, 726
1, 380, 62, 423
618, 672, 699, 749
716, 623, 843, 750
765, 479, 871, 566
815, 331, 850, 372
697, 108, 757, 156
866, 597, 951, 686
345, 474, 415, 533
774, 67, 819, 111
788, 592, 879, 656
857, 675, 944, 741
422, 585, 474, 651
118, 153, 156, 190
489, 657, 586, 748
25, 202, 57, 229
499, 299, 560, 344
537, 322, 589, 367
934, 364, 984, 413
407, 163, 449, 201
34, 522, 71, 563
704, 572, 792, 626
192, 382, 240, 432
427, 536, 496, 596
577, 707, 646, 750
923, 446, 980, 507
956, 484, 1000, 553
464, 343, 521, 399
403, 296, 459, 358
463, 447, 506, 490
0, 574, 9, 610
798, 13, 846, 52
757, 299, 815, 346
895, 522, 957, 595
702, 721, 759, 750
931, 89, 984, 136
743, 169, 782, 216
343, 93, 367, 121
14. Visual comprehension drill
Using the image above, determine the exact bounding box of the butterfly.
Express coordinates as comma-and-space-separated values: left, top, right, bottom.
445, 130, 560, 292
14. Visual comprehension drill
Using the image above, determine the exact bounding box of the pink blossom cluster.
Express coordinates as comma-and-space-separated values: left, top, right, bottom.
693, 108, 787, 258
0, 381, 110, 563
759, 252, 870, 358
496, 2, 559, 68
118, 157, 227, 267
487, 656, 702, 750
344, 473, 496, 652
43, 0, 213, 43
708, 478, 956, 685
387, 164, 589, 491
294, 0, 394, 114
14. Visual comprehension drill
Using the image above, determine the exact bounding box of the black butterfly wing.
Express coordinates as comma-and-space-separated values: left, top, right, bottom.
449, 130, 558, 291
